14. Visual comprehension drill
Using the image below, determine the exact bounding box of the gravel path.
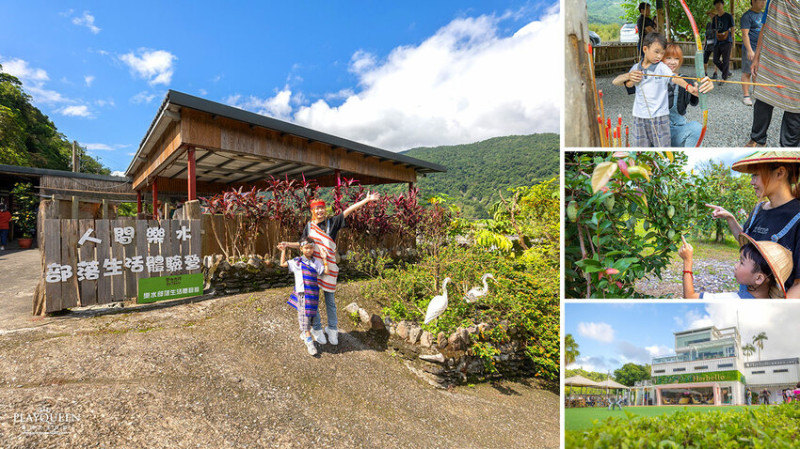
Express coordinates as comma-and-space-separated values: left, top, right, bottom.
596, 67, 786, 148
0, 283, 559, 448
635, 256, 738, 298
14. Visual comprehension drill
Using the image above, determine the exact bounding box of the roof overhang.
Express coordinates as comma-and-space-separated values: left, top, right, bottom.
126, 90, 445, 192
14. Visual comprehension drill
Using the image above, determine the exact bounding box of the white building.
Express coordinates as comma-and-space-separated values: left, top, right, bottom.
648, 326, 800, 406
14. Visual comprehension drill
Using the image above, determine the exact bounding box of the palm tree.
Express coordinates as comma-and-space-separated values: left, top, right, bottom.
565, 333, 580, 366
742, 343, 756, 362
752, 332, 768, 361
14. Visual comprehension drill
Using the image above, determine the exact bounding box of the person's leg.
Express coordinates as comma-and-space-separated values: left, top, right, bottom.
653, 115, 671, 148
323, 290, 339, 344
631, 117, 651, 147
683, 121, 704, 147
779, 110, 800, 147
741, 54, 752, 103
720, 41, 732, 80
713, 43, 724, 75
750, 99, 774, 145
0, 229, 7, 248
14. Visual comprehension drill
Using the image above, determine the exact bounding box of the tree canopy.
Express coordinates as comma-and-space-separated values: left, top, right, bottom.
0, 64, 109, 174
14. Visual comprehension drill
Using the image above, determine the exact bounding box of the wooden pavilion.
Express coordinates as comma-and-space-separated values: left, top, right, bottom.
125, 90, 446, 218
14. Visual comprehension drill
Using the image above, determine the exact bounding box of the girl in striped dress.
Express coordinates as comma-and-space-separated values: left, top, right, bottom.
280, 240, 328, 355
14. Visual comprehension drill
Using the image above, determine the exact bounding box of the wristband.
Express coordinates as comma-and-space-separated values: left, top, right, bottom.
683, 270, 693, 276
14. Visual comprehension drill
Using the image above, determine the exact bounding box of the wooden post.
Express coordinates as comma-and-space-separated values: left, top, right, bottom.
72, 140, 79, 173
184, 200, 201, 220
565, 0, 602, 147
656, 0, 665, 37
187, 146, 197, 201
664, 0, 671, 41
101, 199, 108, 219
71, 196, 79, 219
152, 180, 159, 220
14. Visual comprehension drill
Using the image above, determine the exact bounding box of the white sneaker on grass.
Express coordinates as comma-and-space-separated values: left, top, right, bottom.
325, 327, 338, 346
310, 328, 327, 345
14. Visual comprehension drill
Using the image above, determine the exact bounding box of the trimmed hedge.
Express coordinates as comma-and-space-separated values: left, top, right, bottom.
566, 403, 800, 448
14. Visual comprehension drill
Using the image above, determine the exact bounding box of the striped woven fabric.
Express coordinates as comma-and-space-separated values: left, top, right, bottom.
753, 0, 800, 113
287, 258, 320, 317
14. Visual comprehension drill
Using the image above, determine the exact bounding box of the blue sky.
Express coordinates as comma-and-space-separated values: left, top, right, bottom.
565, 302, 800, 375
1, 1, 560, 174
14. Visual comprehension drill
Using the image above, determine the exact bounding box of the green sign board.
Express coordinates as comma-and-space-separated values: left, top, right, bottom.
653, 370, 745, 385
138, 273, 204, 304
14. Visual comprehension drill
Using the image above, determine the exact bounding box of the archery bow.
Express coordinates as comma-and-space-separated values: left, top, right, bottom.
677, 0, 708, 146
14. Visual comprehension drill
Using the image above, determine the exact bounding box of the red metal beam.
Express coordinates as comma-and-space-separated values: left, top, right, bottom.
187, 146, 197, 201
137, 190, 142, 214
152, 179, 159, 219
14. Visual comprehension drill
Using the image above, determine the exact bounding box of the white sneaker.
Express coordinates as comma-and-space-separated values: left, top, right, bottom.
310, 328, 327, 345
325, 327, 338, 346
743, 96, 753, 106
304, 336, 318, 355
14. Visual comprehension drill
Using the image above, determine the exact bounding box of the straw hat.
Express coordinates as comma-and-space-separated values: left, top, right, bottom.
738, 233, 793, 299
732, 151, 800, 174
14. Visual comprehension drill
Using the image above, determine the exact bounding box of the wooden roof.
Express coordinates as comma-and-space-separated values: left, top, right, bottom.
125, 90, 445, 192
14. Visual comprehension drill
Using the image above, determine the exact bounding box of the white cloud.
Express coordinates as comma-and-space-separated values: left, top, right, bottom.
645, 345, 672, 358
225, 88, 293, 121
131, 91, 157, 104
84, 75, 95, 87
1, 58, 49, 83
198, 88, 207, 96
84, 143, 114, 151
120, 49, 176, 86
72, 11, 101, 34
701, 303, 800, 361
110, 171, 126, 177
0, 57, 76, 106
95, 98, 115, 108
578, 322, 615, 343
231, 9, 560, 150
58, 105, 91, 117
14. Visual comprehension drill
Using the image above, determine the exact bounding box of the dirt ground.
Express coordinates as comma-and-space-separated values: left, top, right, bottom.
0, 249, 559, 448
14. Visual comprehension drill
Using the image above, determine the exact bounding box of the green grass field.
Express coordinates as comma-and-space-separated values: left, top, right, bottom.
565, 405, 750, 432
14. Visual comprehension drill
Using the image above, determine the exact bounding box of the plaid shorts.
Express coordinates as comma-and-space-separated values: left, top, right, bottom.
631, 115, 671, 147
296, 292, 312, 332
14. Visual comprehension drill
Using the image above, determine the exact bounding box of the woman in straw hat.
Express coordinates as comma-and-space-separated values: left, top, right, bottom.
705, 151, 800, 297
679, 233, 792, 298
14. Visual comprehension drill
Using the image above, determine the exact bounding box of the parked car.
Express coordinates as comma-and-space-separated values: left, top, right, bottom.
588, 30, 601, 46
620, 23, 638, 43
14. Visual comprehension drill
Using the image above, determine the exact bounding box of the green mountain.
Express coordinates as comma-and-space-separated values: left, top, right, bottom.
587, 0, 626, 25
393, 134, 559, 218
0, 64, 109, 174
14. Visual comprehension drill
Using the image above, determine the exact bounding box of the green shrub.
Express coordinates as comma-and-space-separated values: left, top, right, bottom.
566, 403, 800, 448
369, 244, 559, 381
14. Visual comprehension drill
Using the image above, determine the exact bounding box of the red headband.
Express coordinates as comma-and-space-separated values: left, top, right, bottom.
309, 200, 326, 208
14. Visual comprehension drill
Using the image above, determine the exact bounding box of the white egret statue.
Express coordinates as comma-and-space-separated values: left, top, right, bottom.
424, 277, 451, 324
465, 274, 495, 303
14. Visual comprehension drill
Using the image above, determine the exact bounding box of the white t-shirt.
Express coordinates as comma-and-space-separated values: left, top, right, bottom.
629, 61, 673, 119
699, 291, 742, 299
287, 256, 325, 293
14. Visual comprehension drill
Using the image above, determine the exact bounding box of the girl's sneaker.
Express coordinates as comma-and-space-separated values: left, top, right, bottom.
304, 335, 317, 355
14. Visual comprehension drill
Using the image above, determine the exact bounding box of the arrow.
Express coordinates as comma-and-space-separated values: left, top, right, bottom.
640, 73, 788, 89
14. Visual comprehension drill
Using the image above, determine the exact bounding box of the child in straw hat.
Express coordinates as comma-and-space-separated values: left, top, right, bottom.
705, 151, 800, 297
678, 233, 792, 299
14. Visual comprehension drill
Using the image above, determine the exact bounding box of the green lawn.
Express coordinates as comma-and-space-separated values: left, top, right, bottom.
565, 405, 750, 432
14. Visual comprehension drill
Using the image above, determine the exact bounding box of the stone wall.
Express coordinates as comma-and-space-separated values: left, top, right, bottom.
344, 302, 535, 389
202, 254, 371, 295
